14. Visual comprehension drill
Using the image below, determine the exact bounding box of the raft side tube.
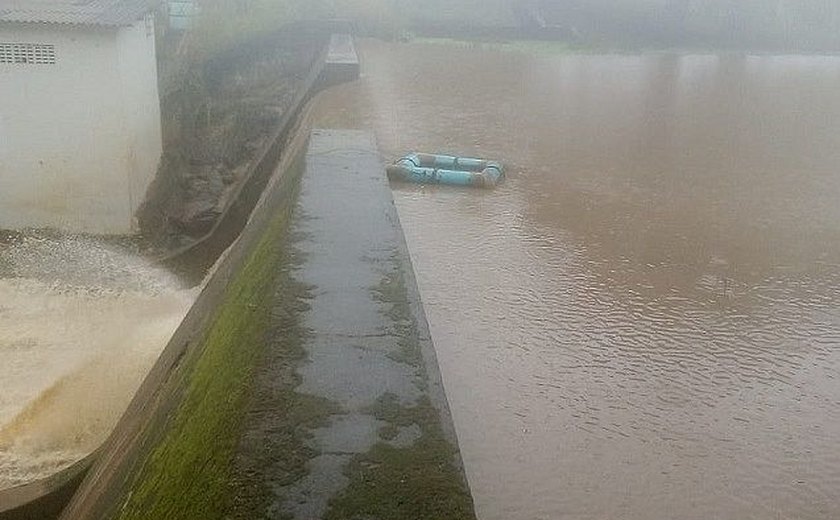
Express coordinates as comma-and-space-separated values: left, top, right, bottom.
414, 153, 489, 172
387, 152, 505, 188
386, 156, 504, 188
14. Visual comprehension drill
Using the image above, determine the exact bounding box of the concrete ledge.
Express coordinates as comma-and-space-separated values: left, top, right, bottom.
321, 33, 360, 87
228, 130, 475, 519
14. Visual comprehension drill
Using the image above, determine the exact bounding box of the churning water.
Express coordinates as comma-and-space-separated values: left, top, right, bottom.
313, 41, 840, 519
0, 234, 195, 488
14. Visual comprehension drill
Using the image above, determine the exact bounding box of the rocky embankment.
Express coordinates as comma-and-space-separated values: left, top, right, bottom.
139, 28, 325, 253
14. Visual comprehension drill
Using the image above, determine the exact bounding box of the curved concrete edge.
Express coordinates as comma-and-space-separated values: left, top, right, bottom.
0, 451, 97, 520
56, 125, 310, 520
321, 33, 361, 86
161, 32, 360, 283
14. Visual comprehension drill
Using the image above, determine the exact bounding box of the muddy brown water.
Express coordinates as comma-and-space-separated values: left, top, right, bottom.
313, 40, 840, 520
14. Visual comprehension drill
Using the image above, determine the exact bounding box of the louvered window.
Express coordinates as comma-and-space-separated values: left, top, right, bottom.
0, 43, 56, 65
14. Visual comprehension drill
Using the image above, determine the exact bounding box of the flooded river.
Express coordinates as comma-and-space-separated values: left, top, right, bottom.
314, 40, 840, 519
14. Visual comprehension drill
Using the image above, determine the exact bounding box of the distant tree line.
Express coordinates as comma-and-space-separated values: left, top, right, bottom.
525, 0, 840, 51
184, 0, 840, 52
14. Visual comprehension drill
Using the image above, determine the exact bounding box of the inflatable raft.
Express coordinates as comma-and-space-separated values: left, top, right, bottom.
386, 153, 504, 188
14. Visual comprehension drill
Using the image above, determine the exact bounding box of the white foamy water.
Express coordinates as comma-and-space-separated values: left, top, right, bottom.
0, 235, 196, 489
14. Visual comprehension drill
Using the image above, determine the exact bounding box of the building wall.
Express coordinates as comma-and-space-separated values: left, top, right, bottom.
0, 17, 162, 234
117, 15, 163, 224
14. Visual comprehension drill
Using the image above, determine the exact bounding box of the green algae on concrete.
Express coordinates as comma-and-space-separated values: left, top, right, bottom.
323, 255, 474, 520
262, 130, 475, 520
372, 261, 426, 370
324, 353, 473, 520
111, 191, 300, 520
228, 238, 342, 519
230, 388, 339, 519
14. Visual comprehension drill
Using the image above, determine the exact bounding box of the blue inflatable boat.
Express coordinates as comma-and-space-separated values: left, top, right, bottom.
386, 153, 505, 188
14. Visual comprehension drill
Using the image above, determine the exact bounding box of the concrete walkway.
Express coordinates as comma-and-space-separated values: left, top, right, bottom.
232, 130, 475, 519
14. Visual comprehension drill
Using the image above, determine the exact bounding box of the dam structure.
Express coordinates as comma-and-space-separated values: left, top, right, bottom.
55, 129, 475, 520
1, 34, 474, 519
232, 129, 475, 519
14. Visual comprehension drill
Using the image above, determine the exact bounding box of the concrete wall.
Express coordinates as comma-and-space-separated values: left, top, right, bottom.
116, 17, 163, 223
0, 16, 162, 234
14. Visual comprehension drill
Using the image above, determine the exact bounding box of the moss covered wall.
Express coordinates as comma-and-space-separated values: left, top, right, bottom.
58, 144, 307, 520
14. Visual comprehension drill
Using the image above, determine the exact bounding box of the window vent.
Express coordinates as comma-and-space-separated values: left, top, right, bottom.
0, 43, 56, 65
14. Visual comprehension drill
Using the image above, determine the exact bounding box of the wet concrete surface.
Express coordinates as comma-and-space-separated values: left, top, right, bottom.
232, 129, 474, 519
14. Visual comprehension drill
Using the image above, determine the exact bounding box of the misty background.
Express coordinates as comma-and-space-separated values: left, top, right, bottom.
194, 0, 840, 53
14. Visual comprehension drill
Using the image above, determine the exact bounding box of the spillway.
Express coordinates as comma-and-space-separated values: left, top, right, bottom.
0, 234, 195, 489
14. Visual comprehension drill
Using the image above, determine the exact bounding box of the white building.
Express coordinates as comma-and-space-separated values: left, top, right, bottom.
0, 0, 162, 234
